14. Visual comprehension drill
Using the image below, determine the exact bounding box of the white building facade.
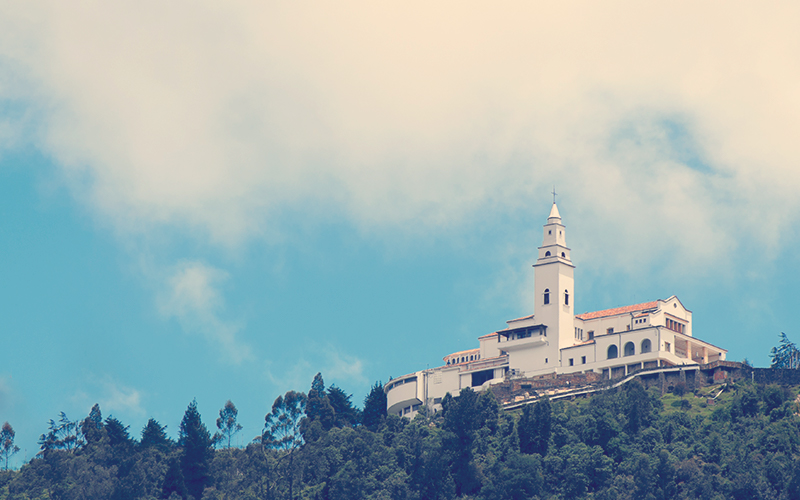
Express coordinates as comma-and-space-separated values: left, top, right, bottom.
386, 202, 727, 418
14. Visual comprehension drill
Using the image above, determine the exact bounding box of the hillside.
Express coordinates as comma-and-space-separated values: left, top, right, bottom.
1, 377, 799, 500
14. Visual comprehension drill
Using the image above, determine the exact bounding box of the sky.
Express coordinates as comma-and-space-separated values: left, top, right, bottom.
1, 1, 800, 465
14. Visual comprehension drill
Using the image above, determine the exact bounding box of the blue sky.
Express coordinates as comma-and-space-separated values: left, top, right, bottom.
1, 2, 800, 465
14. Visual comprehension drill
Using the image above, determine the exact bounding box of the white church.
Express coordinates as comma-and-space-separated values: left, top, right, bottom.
386, 201, 727, 418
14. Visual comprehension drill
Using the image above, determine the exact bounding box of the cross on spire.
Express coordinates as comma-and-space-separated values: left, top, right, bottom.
552, 186, 557, 204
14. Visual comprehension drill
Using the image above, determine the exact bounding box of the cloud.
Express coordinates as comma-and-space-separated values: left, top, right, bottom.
0, 2, 798, 276
72, 377, 145, 419
100, 380, 145, 418
263, 346, 366, 396
322, 349, 367, 387
159, 261, 252, 363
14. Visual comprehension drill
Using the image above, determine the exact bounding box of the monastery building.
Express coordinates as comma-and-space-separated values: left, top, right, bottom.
386, 201, 727, 418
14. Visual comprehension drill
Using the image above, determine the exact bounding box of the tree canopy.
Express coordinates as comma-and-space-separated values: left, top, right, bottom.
6, 371, 800, 500
771, 332, 800, 369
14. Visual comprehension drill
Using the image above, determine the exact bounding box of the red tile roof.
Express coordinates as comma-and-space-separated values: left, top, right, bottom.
576, 301, 658, 321
443, 348, 480, 361
507, 314, 535, 323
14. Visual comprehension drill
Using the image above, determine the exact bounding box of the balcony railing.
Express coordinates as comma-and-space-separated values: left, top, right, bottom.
460, 355, 509, 373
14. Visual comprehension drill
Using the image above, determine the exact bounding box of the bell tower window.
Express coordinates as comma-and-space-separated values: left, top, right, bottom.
564, 290, 569, 305
544, 289, 550, 305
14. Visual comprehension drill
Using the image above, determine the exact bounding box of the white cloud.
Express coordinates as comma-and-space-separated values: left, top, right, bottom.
263, 346, 366, 397
159, 261, 252, 363
100, 380, 144, 418
0, 2, 798, 276
72, 377, 145, 419
322, 349, 367, 387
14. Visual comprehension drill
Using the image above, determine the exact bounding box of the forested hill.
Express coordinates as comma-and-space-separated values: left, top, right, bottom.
2, 375, 800, 500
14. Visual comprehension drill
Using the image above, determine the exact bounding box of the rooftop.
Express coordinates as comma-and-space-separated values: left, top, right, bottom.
507, 314, 535, 323
443, 348, 480, 361
576, 300, 659, 321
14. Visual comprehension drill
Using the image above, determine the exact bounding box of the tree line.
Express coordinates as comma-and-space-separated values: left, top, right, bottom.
2, 372, 800, 499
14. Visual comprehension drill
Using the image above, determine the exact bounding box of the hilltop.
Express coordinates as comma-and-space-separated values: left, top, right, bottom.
2, 371, 800, 499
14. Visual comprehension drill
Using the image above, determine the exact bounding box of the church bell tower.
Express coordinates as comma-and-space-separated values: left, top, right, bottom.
533, 200, 575, 352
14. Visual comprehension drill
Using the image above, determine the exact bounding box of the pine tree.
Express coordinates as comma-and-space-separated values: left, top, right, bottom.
178, 399, 213, 500
82, 403, 105, 445
301, 373, 334, 440
140, 418, 172, 451
105, 417, 132, 448
361, 381, 387, 429
328, 385, 359, 428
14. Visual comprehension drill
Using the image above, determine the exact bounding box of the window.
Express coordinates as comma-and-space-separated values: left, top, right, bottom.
581, 356, 586, 364
588, 331, 594, 340
544, 289, 550, 305
569, 358, 574, 366
548, 230, 552, 234
664, 341, 671, 352
545, 251, 551, 257
607, 327, 614, 335
565, 290, 569, 305
607, 345, 618, 359
641, 339, 652, 353
624, 342, 635, 356
545, 358, 548, 363
561, 252, 566, 258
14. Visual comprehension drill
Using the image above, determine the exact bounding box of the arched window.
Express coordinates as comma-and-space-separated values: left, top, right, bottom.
641, 339, 652, 353
561, 252, 566, 258
545, 251, 551, 257
607, 345, 618, 359
565, 290, 569, 305
544, 289, 550, 305
624, 342, 635, 356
